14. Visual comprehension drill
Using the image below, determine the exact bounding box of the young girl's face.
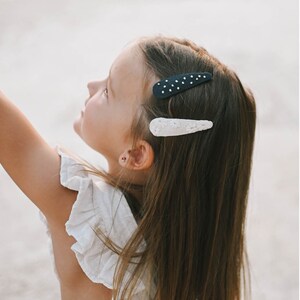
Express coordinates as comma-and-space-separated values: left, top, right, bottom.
73, 43, 149, 168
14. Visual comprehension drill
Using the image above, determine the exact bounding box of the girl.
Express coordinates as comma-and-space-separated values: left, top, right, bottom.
0, 36, 256, 299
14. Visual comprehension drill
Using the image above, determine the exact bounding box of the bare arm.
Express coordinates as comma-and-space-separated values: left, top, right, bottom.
0, 91, 114, 298
0, 91, 77, 224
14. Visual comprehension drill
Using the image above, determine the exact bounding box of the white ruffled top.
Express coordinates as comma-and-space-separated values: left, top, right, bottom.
41, 148, 154, 299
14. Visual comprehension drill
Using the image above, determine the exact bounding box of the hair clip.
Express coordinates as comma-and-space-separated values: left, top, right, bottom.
153, 72, 212, 100
149, 117, 213, 137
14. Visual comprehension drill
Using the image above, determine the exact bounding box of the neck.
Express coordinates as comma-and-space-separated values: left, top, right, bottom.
107, 160, 145, 210
107, 160, 148, 186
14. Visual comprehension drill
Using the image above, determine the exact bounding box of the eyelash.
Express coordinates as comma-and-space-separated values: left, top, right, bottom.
103, 88, 108, 97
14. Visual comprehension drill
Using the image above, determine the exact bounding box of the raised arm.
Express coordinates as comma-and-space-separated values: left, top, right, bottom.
0, 91, 77, 224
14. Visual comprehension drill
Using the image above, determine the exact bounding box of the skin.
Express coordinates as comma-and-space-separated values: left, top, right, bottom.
74, 43, 154, 182
0, 43, 154, 299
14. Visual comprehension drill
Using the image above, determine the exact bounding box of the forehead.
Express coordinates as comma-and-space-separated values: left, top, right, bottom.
110, 43, 148, 100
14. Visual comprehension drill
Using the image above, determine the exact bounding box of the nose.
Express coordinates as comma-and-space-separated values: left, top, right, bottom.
87, 81, 101, 97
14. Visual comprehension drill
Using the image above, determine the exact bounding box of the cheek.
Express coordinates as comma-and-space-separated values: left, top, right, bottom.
74, 98, 135, 158
82, 107, 104, 141
72, 99, 101, 141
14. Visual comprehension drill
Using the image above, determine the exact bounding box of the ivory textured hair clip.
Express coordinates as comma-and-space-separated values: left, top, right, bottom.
149, 118, 213, 137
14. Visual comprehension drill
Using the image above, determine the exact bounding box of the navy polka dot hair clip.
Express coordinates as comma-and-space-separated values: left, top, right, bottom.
152, 71, 212, 100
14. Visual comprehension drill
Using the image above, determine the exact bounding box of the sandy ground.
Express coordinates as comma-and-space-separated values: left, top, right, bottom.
0, 0, 298, 299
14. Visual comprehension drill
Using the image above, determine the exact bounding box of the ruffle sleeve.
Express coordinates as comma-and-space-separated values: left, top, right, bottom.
57, 148, 148, 297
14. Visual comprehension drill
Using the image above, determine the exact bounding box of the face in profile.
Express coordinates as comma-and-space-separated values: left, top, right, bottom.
73, 43, 148, 165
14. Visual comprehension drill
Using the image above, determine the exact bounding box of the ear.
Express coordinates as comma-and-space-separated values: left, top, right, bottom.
119, 140, 154, 171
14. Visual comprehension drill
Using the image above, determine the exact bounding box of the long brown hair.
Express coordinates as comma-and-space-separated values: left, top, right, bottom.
92, 37, 256, 299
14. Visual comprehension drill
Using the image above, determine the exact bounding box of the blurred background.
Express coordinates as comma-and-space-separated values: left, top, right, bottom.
0, 0, 298, 299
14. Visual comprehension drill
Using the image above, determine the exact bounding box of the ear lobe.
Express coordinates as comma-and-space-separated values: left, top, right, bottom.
119, 140, 154, 171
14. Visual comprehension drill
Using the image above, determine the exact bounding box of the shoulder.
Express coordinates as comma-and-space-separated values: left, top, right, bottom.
56, 148, 149, 294
46, 148, 154, 298
57, 147, 137, 236
57, 146, 139, 248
